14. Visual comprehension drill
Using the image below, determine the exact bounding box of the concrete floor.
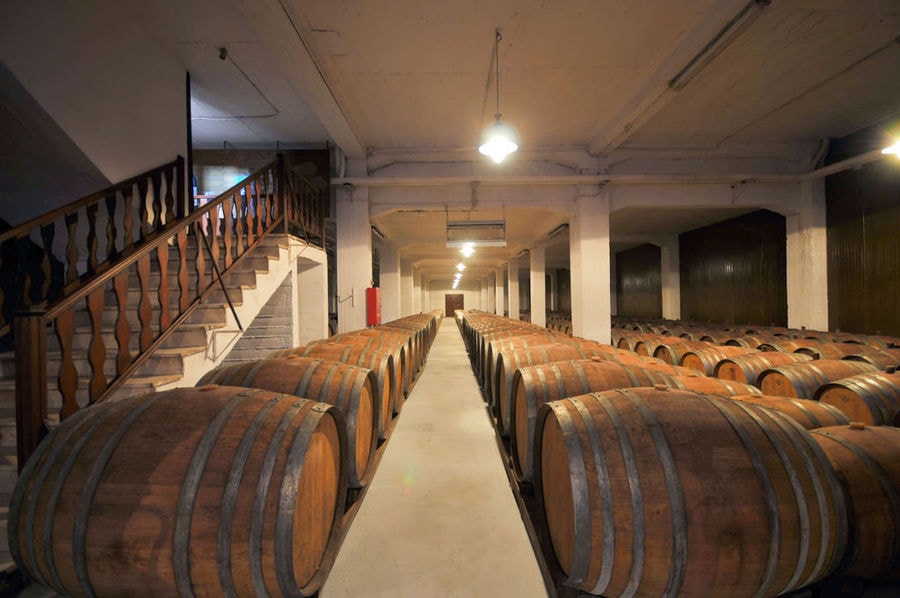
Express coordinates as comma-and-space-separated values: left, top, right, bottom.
322, 318, 547, 597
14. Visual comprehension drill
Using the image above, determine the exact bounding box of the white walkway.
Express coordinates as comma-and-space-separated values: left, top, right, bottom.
322, 318, 547, 597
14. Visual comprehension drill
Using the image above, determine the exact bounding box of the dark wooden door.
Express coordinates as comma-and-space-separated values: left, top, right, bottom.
445, 293, 464, 317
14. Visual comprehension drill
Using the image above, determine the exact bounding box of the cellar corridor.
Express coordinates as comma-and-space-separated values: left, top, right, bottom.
321, 317, 546, 596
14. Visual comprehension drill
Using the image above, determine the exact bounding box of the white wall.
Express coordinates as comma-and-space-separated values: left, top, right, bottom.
1, 1, 187, 184
427, 279, 483, 314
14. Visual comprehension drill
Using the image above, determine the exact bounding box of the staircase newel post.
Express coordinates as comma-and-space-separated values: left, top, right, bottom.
15, 310, 48, 471
278, 153, 289, 235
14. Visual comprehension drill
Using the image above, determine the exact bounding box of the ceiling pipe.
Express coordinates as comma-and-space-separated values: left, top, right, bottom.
333, 147, 891, 188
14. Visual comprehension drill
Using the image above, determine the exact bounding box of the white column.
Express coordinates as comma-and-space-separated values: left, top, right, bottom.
507, 258, 520, 320
609, 253, 618, 316
416, 273, 426, 313
570, 186, 611, 344
400, 259, 413, 317
295, 254, 329, 345
480, 279, 489, 311
658, 235, 681, 320
547, 268, 559, 312
786, 180, 828, 330
378, 240, 401, 322
336, 184, 372, 333
494, 267, 505, 315
530, 245, 547, 327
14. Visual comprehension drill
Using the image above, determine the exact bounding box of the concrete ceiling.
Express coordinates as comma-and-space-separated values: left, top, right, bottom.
129, 0, 900, 281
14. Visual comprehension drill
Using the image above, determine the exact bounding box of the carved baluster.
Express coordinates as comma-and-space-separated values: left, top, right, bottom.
85, 202, 99, 275
123, 186, 135, 251
164, 167, 176, 226
15, 311, 48, 468
16, 235, 33, 307
245, 181, 256, 247
55, 310, 79, 418
106, 194, 119, 261
223, 196, 234, 269
137, 253, 153, 351
0, 245, 5, 330
86, 287, 107, 403
157, 239, 171, 330
151, 173, 163, 232
139, 178, 151, 239
256, 175, 265, 239
209, 208, 221, 279
177, 227, 189, 311
235, 188, 246, 255
40, 223, 55, 303
64, 210, 80, 285
113, 269, 132, 376
194, 222, 207, 293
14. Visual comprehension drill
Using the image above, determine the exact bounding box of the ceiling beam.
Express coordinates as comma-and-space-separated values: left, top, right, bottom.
234, 0, 365, 157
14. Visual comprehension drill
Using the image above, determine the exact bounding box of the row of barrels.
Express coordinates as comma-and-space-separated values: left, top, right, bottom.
615, 330, 900, 426
9, 313, 442, 597
458, 311, 900, 597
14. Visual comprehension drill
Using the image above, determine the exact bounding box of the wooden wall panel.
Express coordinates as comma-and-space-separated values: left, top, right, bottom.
679, 210, 786, 326
616, 243, 662, 319
827, 157, 900, 336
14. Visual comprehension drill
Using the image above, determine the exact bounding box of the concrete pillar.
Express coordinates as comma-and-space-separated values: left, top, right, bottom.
609, 253, 618, 316
786, 180, 828, 330
400, 259, 413, 317
494, 267, 505, 315
570, 186, 611, 343
295, 253, 329, 345
407, 268, 423, 315
530, 245, 547, 327
659, 235, 681, 321
336, 184, 372, 332
507, 258, 520, 320
378, 240, 401, 322
547, 268, 559, 312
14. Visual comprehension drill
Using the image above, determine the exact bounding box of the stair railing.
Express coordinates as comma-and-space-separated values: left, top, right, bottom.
9, 154, 324, 469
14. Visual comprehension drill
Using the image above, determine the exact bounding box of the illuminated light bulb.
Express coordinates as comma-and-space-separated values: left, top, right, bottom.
457, 263, 466, 272
882, 141, 900, 157
478, 119, 519, 164
460, 244, 475, 258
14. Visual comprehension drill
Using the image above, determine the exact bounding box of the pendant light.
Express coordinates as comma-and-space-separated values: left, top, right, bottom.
479, 29, 519, 163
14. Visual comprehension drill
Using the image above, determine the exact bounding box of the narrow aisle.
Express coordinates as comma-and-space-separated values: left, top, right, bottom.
322, 318, 547, 597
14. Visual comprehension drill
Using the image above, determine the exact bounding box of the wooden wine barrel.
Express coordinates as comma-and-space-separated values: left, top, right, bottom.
534, 387, 847, 597
813, 370, 900, 425
332, 328, 413, 393
9, 386, 347, 598
792, 342, 884, 361
811, 424, 900, 578
756, 339, 828, 353
485, 332, 570, 397
510, 362, 676, 483
275, 343, 395, 439
667, 375, 762, 397
651, 340, 714, 365
728, 394, 850, 429
615, 333, 667, 354
715, 351, 814, 385
198, 357, 378, 488
679, 345, 759, 375
724, 335, 783, 349
843, 348, 900, 370
757, 359, 879, 399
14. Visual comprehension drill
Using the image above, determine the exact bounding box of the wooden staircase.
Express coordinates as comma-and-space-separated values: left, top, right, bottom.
0, 154, 327, 571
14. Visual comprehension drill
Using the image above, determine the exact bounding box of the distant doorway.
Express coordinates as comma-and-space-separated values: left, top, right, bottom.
445, 293, 464, 317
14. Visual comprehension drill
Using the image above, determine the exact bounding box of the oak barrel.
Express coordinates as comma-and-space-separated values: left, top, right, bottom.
757, 359, 879, 399
714, 351, 814, 385
275, 343, 395, 439
679, 345, 759, 375
9, 386, 347, 597
811, 424, 900, 578
651, 340, 714, 365
813, 370, 900, 426
728, 394, 851, 429
535, 387, 847, 596
843, 348, 900, 370
198, 356, 378, 487
510, 361, 673, 483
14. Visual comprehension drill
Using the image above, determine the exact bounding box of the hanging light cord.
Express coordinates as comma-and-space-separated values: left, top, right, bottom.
494, 29, 502, 122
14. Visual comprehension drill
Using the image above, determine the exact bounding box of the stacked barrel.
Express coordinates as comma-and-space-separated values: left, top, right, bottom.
8, 312, 443, 597
461, 310, 900, 597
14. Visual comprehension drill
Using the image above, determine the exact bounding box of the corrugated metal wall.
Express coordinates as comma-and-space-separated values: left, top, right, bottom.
827, 159, 900, 336
679, 210, 787, 326
615, 243, 662, 319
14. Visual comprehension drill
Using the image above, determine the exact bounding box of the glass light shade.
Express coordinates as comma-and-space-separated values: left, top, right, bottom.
460, 244, 475, 257
456, 263, 466, 272
479, 120, 519, 163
